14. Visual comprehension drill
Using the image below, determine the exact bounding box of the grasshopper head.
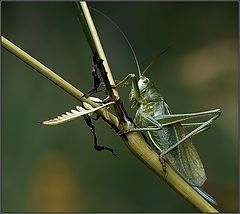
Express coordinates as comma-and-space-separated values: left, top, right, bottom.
129, 76, 153, 107
138, 76, 151, 91
129, 75, 162, 107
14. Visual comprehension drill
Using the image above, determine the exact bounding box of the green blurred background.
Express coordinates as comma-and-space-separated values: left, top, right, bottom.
1, 2, 238, 212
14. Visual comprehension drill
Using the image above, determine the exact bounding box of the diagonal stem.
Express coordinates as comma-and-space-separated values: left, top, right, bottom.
1, 36, 118, 129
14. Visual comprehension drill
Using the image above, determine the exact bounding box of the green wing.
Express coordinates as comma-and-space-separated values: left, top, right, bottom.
173, 123, 206, 186
147, 122, 206, 187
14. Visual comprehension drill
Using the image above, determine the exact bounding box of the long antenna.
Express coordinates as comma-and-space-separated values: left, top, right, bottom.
90, 7, 142, 77
142, 44, 172, 76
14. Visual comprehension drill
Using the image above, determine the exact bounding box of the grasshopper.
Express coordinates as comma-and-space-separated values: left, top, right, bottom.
94, 9, 221, 204
115, 69, 220, 204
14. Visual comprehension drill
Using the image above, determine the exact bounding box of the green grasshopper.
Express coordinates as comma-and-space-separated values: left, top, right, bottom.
95, 9, 221, 204
115, 68, 220, 205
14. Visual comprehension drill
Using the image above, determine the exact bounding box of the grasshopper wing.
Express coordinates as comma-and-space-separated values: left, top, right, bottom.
148, 122, 206, 187
165, 123, 207, 186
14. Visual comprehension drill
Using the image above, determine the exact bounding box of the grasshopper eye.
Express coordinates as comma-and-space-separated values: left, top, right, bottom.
143, 78, 149, 84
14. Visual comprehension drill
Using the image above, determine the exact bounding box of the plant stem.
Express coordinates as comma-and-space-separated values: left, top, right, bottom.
1, 36, 118, 128
73, 1, 118, 97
